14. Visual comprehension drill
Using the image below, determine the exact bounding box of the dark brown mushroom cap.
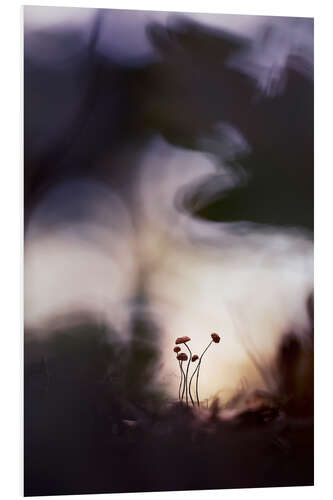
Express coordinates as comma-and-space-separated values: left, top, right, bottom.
174, 346, 181, 353
175, 336, 191, 345
211, 333, 221, 343
177, 353, 188, 361
192, 354, 199, 362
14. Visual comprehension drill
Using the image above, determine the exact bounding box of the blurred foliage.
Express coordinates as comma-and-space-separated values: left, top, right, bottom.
25, 17, 313, 232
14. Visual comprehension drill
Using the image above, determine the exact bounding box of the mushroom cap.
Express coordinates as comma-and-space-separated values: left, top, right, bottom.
192, 354, 199, 362
211, 332, 221, 343
174, 346, 181, 353
175, 336, 191, 345
177, 353, 188, 361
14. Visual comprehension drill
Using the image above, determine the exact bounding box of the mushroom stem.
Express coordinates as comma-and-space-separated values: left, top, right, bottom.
180, 361, 186, 401
189, 362, 199, 406
178, 359, 184, 401
184, 343, 192, 406
195, 340, 213, 408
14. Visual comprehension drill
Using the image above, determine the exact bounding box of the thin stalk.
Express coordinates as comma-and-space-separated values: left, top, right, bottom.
189, 362, 199, 406
195, 340, 213, 408
195, 362, 202, 407
178, 359, 184, 401
184, 343, 192, 406
180, 361, 186, 401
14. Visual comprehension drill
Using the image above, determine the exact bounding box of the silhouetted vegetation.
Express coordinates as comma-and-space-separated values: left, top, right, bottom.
25, 298, 313, 496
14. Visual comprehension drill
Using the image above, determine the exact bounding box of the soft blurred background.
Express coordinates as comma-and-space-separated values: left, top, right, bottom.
24, 6, 313, 496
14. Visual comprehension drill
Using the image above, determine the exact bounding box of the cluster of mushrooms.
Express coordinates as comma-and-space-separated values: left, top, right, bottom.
174, 333, 221, 408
